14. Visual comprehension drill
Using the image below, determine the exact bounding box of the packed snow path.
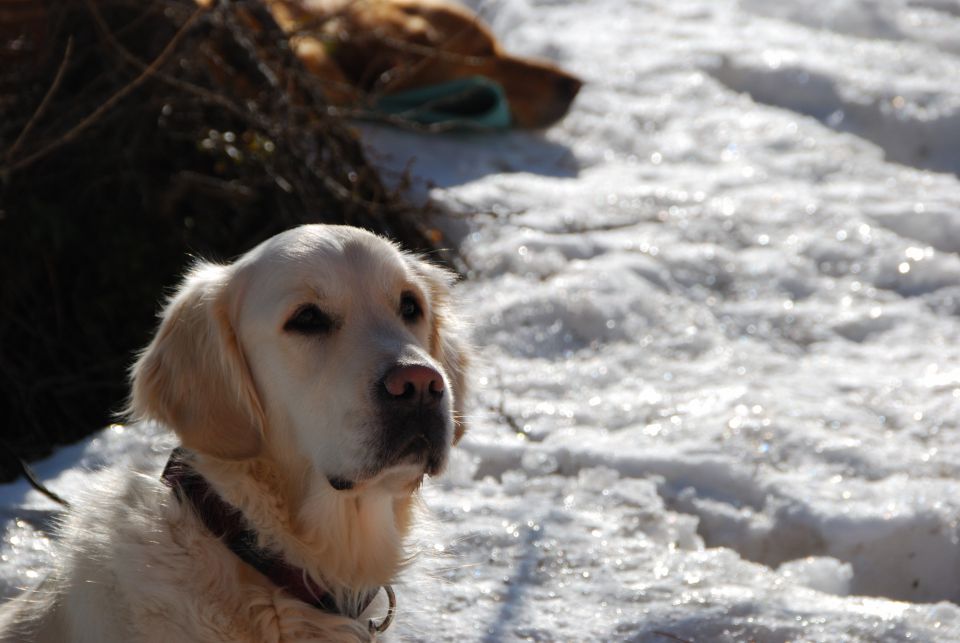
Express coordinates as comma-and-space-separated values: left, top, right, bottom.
4, 0, 960, 641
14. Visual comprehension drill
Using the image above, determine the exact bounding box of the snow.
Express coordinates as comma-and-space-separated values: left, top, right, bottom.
4, 0, 960, 640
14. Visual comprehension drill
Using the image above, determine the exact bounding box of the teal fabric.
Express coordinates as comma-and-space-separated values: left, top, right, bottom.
373, 76, 512, 129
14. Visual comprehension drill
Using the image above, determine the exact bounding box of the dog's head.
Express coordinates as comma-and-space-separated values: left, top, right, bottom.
130, 225, 469, 494
297, 0, 582, 128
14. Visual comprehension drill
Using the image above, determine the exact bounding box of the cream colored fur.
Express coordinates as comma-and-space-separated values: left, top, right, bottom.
0, 225, 470, 642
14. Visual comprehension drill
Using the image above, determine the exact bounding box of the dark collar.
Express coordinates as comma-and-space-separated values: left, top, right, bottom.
160, 448, 392, 628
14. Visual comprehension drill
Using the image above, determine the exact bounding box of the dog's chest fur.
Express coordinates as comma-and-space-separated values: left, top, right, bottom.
1, 470, 381, 642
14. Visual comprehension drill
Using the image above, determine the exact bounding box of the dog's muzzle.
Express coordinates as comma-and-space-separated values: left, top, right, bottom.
374, 362, 450, 475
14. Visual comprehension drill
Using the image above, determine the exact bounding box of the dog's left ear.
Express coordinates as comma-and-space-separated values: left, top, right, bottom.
408, 256, 472, 443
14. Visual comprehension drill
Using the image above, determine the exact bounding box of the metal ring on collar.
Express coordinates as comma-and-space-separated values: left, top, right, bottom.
368, 585, 396, 634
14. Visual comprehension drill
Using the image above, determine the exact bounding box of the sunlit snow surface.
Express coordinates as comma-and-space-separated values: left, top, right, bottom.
4, 0, 960, 640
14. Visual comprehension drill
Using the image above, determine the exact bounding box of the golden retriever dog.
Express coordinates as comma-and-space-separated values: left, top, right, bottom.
268, 0, 583, 128
0, 224, 470, 642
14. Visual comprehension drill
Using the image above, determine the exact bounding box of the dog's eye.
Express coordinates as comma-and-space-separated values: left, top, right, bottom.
399, 292, 423, 323
284, 304, 334, 335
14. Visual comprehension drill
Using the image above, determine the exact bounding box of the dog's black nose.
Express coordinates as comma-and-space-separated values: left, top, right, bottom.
381, 364, 444, 407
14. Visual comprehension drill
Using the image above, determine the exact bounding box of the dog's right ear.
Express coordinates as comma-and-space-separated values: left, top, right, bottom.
129, 263, 264, 460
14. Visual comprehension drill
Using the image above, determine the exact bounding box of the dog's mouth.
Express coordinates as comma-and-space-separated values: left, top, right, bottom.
328, 476, 356, 491
327, 437, 447, 493
398, 432, 437, 464
392, 431, 448, 475
326, 466, 426, 494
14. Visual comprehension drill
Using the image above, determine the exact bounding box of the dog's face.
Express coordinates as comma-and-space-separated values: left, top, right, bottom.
235, 226, 462, 488
131, 225, 469, 493
338, 0, 582, 128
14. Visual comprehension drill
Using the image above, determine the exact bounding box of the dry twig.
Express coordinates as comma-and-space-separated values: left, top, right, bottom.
1, 6, 204, 175
4, 37, 74, 167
